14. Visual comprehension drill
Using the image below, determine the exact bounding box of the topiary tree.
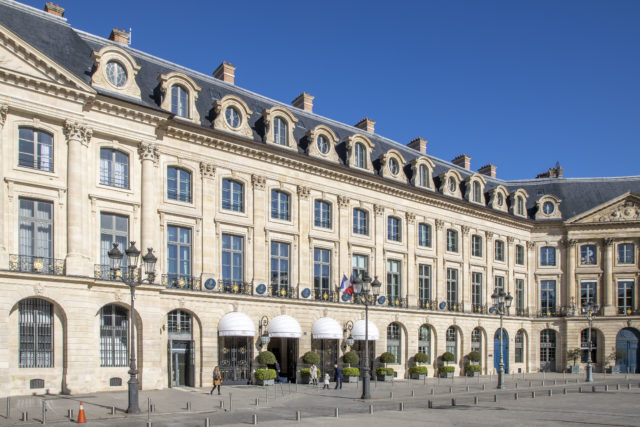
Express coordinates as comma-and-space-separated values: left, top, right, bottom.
257, 350, 276, 366
442, 352, 455, 364
467, 351, 481, 364
343, 350, 359, 367
566, 348, 581, 367
414, 352, 429, 364
380, 352, 396, 366
302, 351, 321, 365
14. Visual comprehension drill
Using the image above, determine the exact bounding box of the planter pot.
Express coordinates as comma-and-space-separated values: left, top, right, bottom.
301, 376, 315, 384
410, 373, 426, 380
466, 371, 479, 377
440, 372, 454, 378
568, 366, 580, 374
257, 379, 275, 386
607, 366, 620, 374
377, 375, 394, 382
345, 376, 359, 383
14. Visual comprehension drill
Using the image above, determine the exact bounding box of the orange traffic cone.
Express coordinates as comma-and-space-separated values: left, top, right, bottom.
77, 401, 86, 423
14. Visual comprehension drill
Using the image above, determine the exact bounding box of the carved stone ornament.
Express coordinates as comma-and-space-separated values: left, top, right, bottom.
33, 284, 44, 295
603, 238, 615, 247
251, 174, 266, 190
435, 219, 444, 230
337, 195, 350, 208
200, 162, 216, 179
63, 120, 92, 146
461, 225, 470, 235
138, 142, 158, 163
297, 185, 310, 199
595, 201, 640, 223
526, 241, 536, 249
485, 231, 494, 239
374, 204, 385, 216
0, 104, 7, 128
406, 212, 416, 224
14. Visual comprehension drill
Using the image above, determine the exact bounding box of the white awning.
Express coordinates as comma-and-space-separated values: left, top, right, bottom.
351, 320, 379, 341
268, 315, 302, 338
218, 312, 256, 337
311, 317, 343, 340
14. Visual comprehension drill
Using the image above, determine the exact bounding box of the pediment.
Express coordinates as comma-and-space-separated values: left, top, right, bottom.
568, 192, 640, 224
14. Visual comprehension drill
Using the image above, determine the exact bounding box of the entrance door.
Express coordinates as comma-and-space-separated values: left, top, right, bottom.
540, 329, 556, 372
219, 336, 252, 384
268, 338, 299, 383
494, 329, 509, 373
169, 340, 194, 387
312, 339, 338, 378
616, 328, 640, 373
354, 341, 376, 378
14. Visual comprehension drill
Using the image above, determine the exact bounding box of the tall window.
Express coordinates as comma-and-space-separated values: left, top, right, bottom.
515, 244, 525, 265
387, 260, 401, 300
540, 329, 556, 367
270, 242, 290, 293
222, 179, 244, 212
19, 198, 53, 260
353, 209, 368, 235
418, 223, 431, 247
472, 235, 483, 257
313, 248, 331, 295
418, 164, 429, 187
540, 280, 556, 315
352, 254, 368, 280
100, 148, 129, 188
446, 268, 458, 308
314, 200, 332, 229
494, 276, 505, 293
495, 240, 505, 261
418, 325, 431, 362
515, 279, 525, 314
167, 167, 191, 202
168, 310, 192, 334
18, 127, 53, 172
222, 234, 243, 284
418, 264, 431, 305
580, 245, 596, 265
618, 280, 634, 314
273, 117, 287, 146
354, 142, 366, 168
618, 243, 634, 264
167, 226, 191, 281
472, 181, 482, 202
171, 85, 189, 118
580, 329, 597, 363
446, 327, 457, 361
471, 328, 481, 353
387, 323, 401, 364
100, 304, 128, 367
472, 272, 483, 310
271, 190, 290, 221
516, 196, 525, 216
447, 229, 458, 252
100, 213, 129, 267
387, 217, 401, 242
580, 281, 596, 308
19, 298, 53, 368
540, 246, 556, 266
515, 330, 524, 363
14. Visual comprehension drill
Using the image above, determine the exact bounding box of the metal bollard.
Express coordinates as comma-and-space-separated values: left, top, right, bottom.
147, 423, 152, 427
451, 398, 456, 407
205, 418, 210, 427
22, 412, 28, 422
399, 402, 404, 411
187, 402, 192, 411
563, 388, 567, 395
617, 384, 620, 391
151, 404, 156, 412
412, 390, 415, 397
515, 383, 518, 389
255, 398, 259, 407
474, 396, 479, 405
334, 408, 339, 418
592, 385, 596, 393
111, 406, 116, 415
390, 392, 393, 400
68, 409, 74, 420
514, 393, 518, 400
369, 405, 374, 414
42, 400, 46, 425
628, 383, 632, 390
466, 385, 469, 392
605, 385, 609, 392
548, 390, 552, 397
531, 391, 535, 399
220, 400, 224, 409
296, 411, 301, 422
528, 381, 532, 387
431, 388, 435, 395
6, 396, 9, 419
554, 379, 557, 385
265, 388, 268, 404
483, 384, 486, 391
494, 394, 497, 402
253, 414, 258, 425
428, 400, 433, 409
579, 386, 583, 393
449, 386, 453, 394
229, 393, 232, 412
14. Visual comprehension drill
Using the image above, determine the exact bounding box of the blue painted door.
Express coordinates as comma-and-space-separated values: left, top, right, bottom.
494, 329, 509, 373
616, 328, 640, 374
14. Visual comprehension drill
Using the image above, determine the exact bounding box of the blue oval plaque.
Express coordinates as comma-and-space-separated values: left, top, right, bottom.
341, 293, 351, 301
377, 296, 386, 305
256, 283, 267, 295
489, 306, 496, 314
204, 278, 216, 290
301, 288, 311, 298
439, 301, 447, 310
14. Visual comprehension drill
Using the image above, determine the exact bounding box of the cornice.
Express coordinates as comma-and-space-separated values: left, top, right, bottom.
90, 97, 167, 127
0, 67, 95, 104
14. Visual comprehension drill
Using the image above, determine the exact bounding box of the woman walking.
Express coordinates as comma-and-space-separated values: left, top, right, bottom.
310, 364, 318, 386
210, 366, 222, 395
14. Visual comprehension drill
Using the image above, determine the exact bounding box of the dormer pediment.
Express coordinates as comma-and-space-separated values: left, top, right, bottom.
568, 192, 640, 224
438, 169, 463, 199
378, 149, 407, 183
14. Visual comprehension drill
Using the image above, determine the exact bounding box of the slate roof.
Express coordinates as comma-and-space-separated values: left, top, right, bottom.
2, 0, 639, 222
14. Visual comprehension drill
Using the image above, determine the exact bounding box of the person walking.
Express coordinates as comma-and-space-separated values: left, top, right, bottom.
322, 372, 330, 389
210, 366, 222, 395
333, 364, 343, 390
274, 360, 281, 383
310, 364, 318, 386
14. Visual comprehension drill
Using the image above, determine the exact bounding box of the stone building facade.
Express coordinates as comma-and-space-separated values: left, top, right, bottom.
0, 0, 639, 396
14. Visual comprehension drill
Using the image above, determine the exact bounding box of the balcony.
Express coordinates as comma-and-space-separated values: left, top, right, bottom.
9, 254, 64, 275
220, 280, 252, 295
162, 274, 201, 290
268, 284, 298, 299
618, 307, 640, 316
513, 308, 530, 317
446, 301, 462, 312
94, 264, 141, 282
312, 288, 338, 302
387, 296, 407, 308
418, 299, 437, 310
471, 304, 488, 314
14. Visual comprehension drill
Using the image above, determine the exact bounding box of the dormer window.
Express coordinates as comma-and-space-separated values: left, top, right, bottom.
411, 157, 435, 190
213, 95, 253, 138
306, 125, 340, 164
105, 61, 127, 87
379, 149, 407, 183
510, 188, 530, 218
262, 106, 298, 150
91, 45, 141, 99
542, 201, 554, 215
498, 193, 504, 206
355, 143, 366, 168
171, 85, 189, 118
158, 72, 201, 123
419, 165, 429, 187
274, 117, 287, 146
317, 135, 329, 154
448, 177, 457, 193
534, 194, 561, 220
225, 107, 241, 128
473, 181, 481, 202
389, 158, 399, 175
517, 197, 525, 215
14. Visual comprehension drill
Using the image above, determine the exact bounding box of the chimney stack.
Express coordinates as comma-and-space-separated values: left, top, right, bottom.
536, 162, 563, 179
478, 163, 497, 178
44, 2, 64, 17
407, 137, 427, 154
354, 117, 375, 134
292, 92, 314, 112
452, 154, 471, 170
109, 28, 130, 45
213, 61, 236, 85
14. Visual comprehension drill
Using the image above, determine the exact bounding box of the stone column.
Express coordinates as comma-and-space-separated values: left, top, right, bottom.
373, 204, 385, 279
0, 105, 8, 266
251, 175, 267, 285
485, 232, 494, 297
526, 241, 536, 315
603, 238, 615, 315
406, 213, 416, 305
138, 142, 159, 278
199, 162, 216, 279
461, 225, 470, 310
435, 219, 445, 303
565, 239, 577, 312
506, 236, 515, 294
297, 185, 310, 296
63, 121, 92, 276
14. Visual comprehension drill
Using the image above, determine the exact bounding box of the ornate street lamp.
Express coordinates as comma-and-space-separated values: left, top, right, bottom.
344, 320, 354, 350
108, 242, 156, 414
582, 301, 599, 382
491, 288, 513, 390
259, 316, 270, 349
352, 274, 381, 399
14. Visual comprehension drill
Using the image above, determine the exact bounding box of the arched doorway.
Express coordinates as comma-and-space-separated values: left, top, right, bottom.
311, 318, 341, 378
218, 312, 255, 384
540, 329, 556, 372
267, 315, 301, 383
352, 320, 378, 379
616, 328, 640, 373
494, 329, 509, 373
167, 310, 194, 387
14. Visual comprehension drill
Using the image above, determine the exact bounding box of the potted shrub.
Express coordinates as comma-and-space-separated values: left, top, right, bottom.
411, 352, 429, 379
301, 351, 321, 384
257, 350, 276, 367
377, 352, 396, 381
566, 348, 581, 374
342, 351, 360, 383
440, 352, 455, 378
465, 351, 481, 377
300, 367, 321, 384
255, 368, 276, 386
606, 349, 625, 374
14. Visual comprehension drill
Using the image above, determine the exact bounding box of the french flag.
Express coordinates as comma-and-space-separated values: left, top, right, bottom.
340, 274, 353, 295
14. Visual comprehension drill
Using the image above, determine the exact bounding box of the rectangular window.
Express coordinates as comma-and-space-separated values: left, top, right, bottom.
222, 234, 244, 284
515, 279, 525, 314
580, 281, 596, 308
580, 245, 597, 265
418, 264, 431, 305
387, 324, 401, 364
387, 259, 401, 300
618, 280, 634, 315
19, 299, 53, 368
418, 223, 431, 247
353, 209, 368, 235
167, 225, 191, 281
515, 332, 523, 363
495, 240, 505, 262
446, 268, 458, 308
515, 244, 525, 265
100, 148, 129, 189
19, 128, 53, 172
314, 248, 331, 294
271, 190, 290, 221
100, 213, 129, 270
471, 235, 483, 257
100, 304, 128, 367
314, 200, 332, 229
352, 254, 368, 280
270, 242, 290, 294
540, 247, 556, 266
472, 272, 483, 311
447, 229, 458, 253
19, 198, 53, 261
167, 167, 191, 202
540, 280, 556, 315
494, 276, 505, 293
618, 243, 634, 264
222, 179, 244, 212
387, 217, 401, 242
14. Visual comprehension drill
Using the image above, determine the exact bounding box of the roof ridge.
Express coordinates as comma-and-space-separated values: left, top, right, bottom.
0, 0, 69, 25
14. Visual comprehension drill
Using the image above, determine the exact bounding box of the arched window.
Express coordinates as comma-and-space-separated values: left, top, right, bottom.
222, 179, 244, 212
167, 167, 192, 202
418, 325, 431, 363
100, 304, 128, 367
18, 127, 53, 172
354, 142, 366, 169
100, 148, 129, 188
471, 328, 482, 353
580, 329, 597, 363
473, 181, 482, 202
540, 329, 556, 371
517, 196, 525, 216
314, 200, 332, 228
168, 309, 192, 334
419, 164, 429, 187
387, 323, 401, 363
387, 216, 401, 241
270, 190, 290, 221
418, 223, 431, 247
273, 117, 287, 146
515, 330, 525, 363
447, 229, 458, 252
353, 208, 368, 235
19, 298, 53, 368
446, 327, 457, 361
171, 84, 189, 118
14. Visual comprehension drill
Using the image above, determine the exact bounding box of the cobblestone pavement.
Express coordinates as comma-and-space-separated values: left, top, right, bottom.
1, 373, 639, 426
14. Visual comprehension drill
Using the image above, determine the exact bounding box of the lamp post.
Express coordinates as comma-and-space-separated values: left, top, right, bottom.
344, 320, 354, 351
582, 301, 599, 382
259, 316, 270, 349
491, 289, 513, 390
108, 241, 156, 414
352, 274, 382, 400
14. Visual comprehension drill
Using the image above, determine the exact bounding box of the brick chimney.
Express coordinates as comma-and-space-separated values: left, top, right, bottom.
213, 61, 236, 85
407, 137, 427, 154
44, 2, 64, 17
452, 154, 471, 170
478, 163, 497, 178
292, 92, 314, 112
109, 28, 129, 45
355, 117, 375, 134
536, 162, 564, 179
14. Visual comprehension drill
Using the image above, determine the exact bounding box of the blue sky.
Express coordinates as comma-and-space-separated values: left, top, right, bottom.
21, 0, 640, 180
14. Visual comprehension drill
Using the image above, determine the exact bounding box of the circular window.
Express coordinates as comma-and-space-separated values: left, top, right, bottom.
543, 201, 555, 215
497, 193, 504, 206
105, 61, 127, 87
317, 135, 329, 154
448, 177, 457, 193
225, 107, 241, 128
388, 158, 399, 175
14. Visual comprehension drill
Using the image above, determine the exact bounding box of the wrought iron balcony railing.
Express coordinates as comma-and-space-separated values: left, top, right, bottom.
387, 296, 407, 308
312, 288, 338, 302
418, 299, 437, 310
618, 307, 640, 316
220, 280, 253, 295
513, 308, 530, 317
162, 274, 201, 290
471, 304, 488, 314
9, 254, 64, 275
446, 301, 462, 312
269, 284, 298, 299
94, 264, 141, 282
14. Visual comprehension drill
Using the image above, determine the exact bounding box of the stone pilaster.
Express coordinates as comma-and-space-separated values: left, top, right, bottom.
485, 231, 494, 298
0, 104, 8, 266
461, 225, 470, 311
297, 185, 310, 296
251, 175, 267, 285
406, 212, 416, 304
337, 196, 350, 284
526, 241, 536, 314
199, 162, 216, 279
506, 236, 515, 294
139, 142, 159, 280
435, 219, 445, 303
603, 238, 615, 315
565, 239, 577, 311
373, 204, 385, 279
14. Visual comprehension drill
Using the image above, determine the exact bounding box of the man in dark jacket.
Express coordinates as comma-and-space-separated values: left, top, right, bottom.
333, 364, 343, 389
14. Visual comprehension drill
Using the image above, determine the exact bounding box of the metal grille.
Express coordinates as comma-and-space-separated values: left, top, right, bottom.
109, 377, 122, 387
471, 328, 481, 353
387, 323, 401, 363
446, 327, 457, 360
19, 298, 53, 368
168, 310, 192, 334
30, 379, 45, 389
100, 304, 128, 367
418, 325, 431, 363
